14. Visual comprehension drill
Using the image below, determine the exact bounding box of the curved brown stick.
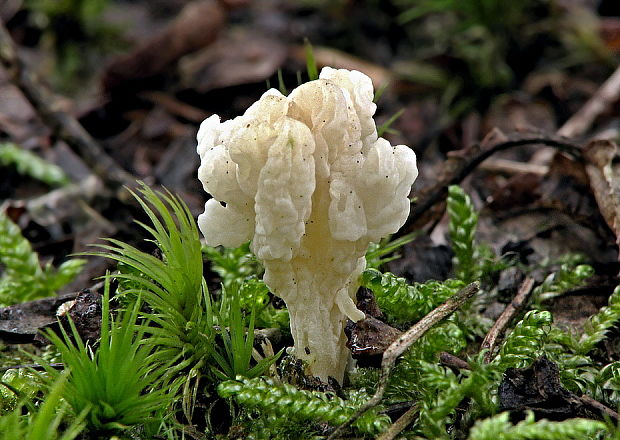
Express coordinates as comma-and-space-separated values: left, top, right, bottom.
481, 277, 535, 363
403, 130, 582, 233
558, 65, 620, 139
579, 394, 619, 423
376, 404, 418, 440
0, 22, 136, 193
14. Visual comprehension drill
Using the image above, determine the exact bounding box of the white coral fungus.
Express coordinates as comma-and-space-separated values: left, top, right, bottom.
197, 67, 418, 382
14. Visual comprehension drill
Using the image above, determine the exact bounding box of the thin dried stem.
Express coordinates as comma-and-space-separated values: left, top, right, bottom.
0, 363, 64, 373
481, 277, 535, 363
558, 65, 620, 138
375, 404, 418, 440
327, 282, 479, 440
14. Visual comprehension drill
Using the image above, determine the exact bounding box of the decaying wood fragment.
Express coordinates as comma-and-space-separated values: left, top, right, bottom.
439, 351, 471, 370
346, 317, 402, 367
0, 293, 77, 344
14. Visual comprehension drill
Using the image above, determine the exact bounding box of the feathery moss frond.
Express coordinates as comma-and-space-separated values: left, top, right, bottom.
494, 310, 552, 369
0, 210, 84, 305
468, 411, 606, 440
446, 185, 505, 283
596, 360, 620, 407
360, 268, 465, 323
533, 260, 594, 303
0, 368, 43, 414
204, 243, 288, 329
412, 319, 468, 361
577, 285, 620, 355
364, 319, 469, 406
0, 143, 69, 187
218, 376, 390, 435
0, 211, 41, 280
47, 259, 86, 292
238, 277, 289, 330
447, 185, 479, 283
202, 241, 262, 289
416, 360, 493, 439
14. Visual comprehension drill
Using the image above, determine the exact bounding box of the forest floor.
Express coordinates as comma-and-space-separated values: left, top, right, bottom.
0, 1, 620, 439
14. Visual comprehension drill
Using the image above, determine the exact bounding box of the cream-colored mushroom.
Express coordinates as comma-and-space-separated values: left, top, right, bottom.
197, 67, 418, 383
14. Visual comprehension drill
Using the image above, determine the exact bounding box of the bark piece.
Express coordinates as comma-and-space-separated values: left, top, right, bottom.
64, 289, 102, 343
499, 356, 586, 420
355, 288, 384, 320
0, 293, 77, 343
35, 289, 102, 346
346, 317, 402, 367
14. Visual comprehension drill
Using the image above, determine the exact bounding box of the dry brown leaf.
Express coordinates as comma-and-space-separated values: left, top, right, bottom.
102, 0, 229, 94
290, 45, 393, 89
584, 139, 620, 261
179, 30, 287, 93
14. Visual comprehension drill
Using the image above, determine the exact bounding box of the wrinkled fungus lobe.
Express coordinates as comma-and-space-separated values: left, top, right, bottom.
197, 67, 418, 382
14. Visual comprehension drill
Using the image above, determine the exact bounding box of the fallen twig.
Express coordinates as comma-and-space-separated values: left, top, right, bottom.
481, 277, 536, 363
376, 404, 418, 440
140, 91, 210, 123
0, 22, 136, 193
579, 394, 620, 423
327, 282, 479, 440
0, 363, 64, 373
403, 130, 582, 233
558, 65, 620, 139
531, 65, 620, 165
478, 158, 549, 176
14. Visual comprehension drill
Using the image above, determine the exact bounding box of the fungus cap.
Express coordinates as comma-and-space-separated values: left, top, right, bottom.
197, 67, 418, 382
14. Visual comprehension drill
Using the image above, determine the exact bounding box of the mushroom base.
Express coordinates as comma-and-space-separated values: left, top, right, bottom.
263, 256, 366, 384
